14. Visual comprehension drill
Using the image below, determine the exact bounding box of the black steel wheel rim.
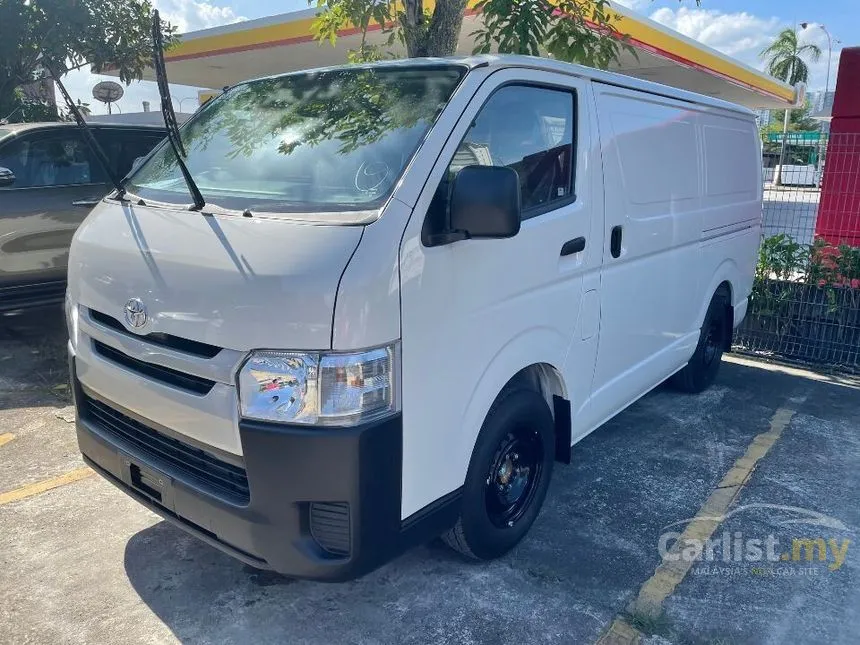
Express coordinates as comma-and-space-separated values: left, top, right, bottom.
485, 426, 544, 529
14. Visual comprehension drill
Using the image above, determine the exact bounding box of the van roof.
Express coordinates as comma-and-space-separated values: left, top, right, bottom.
241, 54, 755, 117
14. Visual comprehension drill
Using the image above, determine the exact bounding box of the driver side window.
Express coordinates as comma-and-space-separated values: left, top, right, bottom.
449, 84, 575, 217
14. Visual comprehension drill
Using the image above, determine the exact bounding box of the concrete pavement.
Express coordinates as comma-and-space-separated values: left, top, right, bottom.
1, 311, 858, 645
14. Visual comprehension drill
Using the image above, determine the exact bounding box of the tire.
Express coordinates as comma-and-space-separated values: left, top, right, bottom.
442, 388, 555, 560
670, 290, 729, 393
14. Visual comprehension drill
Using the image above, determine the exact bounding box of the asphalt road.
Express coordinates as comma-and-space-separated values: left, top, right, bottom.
1, 309, 858, 645
762, 187, 820, 247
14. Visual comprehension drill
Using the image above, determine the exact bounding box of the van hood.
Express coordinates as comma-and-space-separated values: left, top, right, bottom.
68, 202, 363, 352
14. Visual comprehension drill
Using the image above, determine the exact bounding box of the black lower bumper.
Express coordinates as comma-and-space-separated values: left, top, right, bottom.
72, 358, 459, 581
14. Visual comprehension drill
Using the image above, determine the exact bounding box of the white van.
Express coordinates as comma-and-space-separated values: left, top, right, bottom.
67, 55, 761, 580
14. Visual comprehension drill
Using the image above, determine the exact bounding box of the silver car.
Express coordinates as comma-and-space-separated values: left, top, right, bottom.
0, 122, 165, 312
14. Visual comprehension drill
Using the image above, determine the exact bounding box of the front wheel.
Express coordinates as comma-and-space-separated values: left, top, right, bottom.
442, 389, 555, 560
671, 290, 729, 393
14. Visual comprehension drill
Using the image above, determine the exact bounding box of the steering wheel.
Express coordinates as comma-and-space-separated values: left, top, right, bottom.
354, 160, 392, 195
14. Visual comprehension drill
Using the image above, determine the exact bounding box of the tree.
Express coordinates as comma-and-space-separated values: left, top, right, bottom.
310, 0, 633, 67
0, 0, 176, 123
309, 0, 397, 62
759, 27, 822, 185
473, 0, 633, 69
1, 86, 57, 123
766, 99, 818, 134
72, 99, 92, 118
760, 28, 822, 87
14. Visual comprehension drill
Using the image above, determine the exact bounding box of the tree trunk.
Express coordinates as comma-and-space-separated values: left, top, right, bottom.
401, 0, 428, 57
401, 0, 468, 57
0, 76, 19, 122
425, 0, 468, 57
774, 107, 791, 187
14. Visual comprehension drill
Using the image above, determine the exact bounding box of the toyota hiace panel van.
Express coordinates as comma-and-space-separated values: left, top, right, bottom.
67, 56, 761, 580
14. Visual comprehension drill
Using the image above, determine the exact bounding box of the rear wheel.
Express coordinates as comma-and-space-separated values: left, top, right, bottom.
442, 388, 554, 560
671, 289, 729, 393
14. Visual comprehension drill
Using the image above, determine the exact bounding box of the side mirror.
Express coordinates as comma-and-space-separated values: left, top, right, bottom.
450, 165, 521, 240
0, 167, 15, 188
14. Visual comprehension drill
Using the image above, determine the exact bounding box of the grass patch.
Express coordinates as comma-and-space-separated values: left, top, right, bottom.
623, 609, 739, 645
624, 609, 674, 639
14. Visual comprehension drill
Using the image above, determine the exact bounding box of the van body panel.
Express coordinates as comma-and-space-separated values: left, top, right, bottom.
589, 86, 704, 427
584, 83, 760, 432
75, 338, 243, 455
398, 68, 600, 518
68, 202, 362, 352
331, 198, 409, 351
75, 308, 247, 455
67, 56, 763, 578
562, 81, 607, 436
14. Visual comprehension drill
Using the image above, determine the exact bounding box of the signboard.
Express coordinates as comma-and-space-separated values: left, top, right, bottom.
92, 81, 124, 104
766, 131, 822, 144
197, 89, 222, 106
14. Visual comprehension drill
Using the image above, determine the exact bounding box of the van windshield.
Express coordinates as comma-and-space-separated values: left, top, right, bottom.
127, 65, 466, 214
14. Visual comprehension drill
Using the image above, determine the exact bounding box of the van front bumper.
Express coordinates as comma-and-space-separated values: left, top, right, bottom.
72, 357, 457, 581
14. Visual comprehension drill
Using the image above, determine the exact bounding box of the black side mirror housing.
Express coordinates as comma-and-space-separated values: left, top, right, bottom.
0, 167, 15, 188
447, 165, 521, 241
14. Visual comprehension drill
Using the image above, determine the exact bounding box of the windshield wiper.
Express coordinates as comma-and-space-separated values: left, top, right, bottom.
152, 10, 205, 211
43, 60, 126, 199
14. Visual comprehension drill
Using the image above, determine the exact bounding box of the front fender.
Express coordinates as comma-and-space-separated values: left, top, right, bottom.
454, 326, 569, 483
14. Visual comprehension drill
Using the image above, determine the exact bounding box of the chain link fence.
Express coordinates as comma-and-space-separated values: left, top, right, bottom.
733, 131, 860, 373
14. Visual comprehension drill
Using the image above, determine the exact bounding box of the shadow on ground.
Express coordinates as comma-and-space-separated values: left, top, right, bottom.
0, 306, 70, 410
117, 360, 856, 645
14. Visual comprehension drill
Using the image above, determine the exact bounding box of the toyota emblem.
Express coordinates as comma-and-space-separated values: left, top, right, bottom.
124, 298, 148, 329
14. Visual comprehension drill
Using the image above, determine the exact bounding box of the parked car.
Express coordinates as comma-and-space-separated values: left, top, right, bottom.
0, 122, 165, 312
67, 56, 761, 580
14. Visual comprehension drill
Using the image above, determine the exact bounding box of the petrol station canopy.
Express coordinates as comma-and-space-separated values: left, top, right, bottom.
118, 1, 798, 110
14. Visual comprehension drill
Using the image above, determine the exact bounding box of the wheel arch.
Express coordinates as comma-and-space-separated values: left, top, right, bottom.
505, 363, 571, 464
457, 329, 572, 484
697, 267, 735, 352
697, 259, 738, 325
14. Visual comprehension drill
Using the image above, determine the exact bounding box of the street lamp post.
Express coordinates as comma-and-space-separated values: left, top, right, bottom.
800, 23, 837, 178
177, 97, 197, 112
801, 23, 833, 103
773, 25, 804, 187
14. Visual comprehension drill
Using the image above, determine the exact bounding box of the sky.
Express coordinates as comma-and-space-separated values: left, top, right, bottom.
61, 0, 859, 115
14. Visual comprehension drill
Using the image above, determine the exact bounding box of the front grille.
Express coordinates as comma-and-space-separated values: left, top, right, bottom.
0, 280, 66, 311
93, 340, 216, 395
89, 309, 222, 359
309, 502, 351, 557
82, 394, 250, 505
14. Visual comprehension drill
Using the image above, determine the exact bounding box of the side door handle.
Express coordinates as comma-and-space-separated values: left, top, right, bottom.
610, 225, 623, 258
72, 199, 101, 208
560, 236, 586, 256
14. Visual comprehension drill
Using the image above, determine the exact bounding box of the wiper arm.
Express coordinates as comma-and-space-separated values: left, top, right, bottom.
152, 10, 205, 211
43, 60, 126, 199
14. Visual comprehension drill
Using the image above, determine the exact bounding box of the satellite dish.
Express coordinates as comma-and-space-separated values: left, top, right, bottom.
92, 81, 124, 114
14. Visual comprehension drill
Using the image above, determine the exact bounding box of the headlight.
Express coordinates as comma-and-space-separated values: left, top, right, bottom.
65, 291, 79, 351
238, 344, 398, 426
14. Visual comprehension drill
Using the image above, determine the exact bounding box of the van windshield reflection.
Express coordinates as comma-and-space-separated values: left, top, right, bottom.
127, 65, 466, 215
